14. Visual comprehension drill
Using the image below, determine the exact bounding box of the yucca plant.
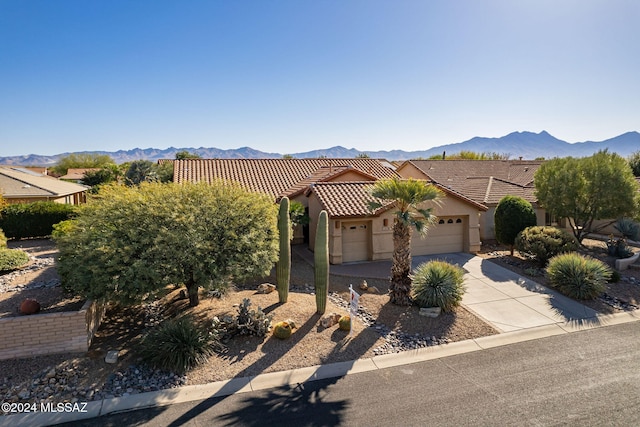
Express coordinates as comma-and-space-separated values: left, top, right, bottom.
139, 316, 220, 374
410, 260, 466, 312
546, 252, 611, 300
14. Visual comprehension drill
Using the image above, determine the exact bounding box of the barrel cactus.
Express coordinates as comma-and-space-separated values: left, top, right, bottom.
314, 210, 329, 314
338, 315, 351, 331
276, 197, 291, 303
273, 320, 295, 339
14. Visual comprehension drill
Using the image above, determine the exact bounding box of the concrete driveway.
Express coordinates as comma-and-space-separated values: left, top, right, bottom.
294, 247, 601, 333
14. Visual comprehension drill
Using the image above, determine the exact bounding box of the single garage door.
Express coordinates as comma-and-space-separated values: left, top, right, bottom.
411, 216, 464, 256
342, 221, 370, 263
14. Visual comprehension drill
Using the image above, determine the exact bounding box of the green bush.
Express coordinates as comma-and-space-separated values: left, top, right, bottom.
515, 226, 578, 266
494, 195, 537, 254
0, 202, 77, 239
410, 260, 466, 312
546, 253, 611, 300
0, 249, 29, 271
139, 316, 220, 374
0, 229, 7, 249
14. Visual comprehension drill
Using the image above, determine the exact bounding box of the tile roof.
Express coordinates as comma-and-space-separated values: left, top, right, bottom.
309, 180, 486, 219
173, 159, 399, 198
308, 181, 395, 218
0, 167, 88, 199
403, 160, 544, 204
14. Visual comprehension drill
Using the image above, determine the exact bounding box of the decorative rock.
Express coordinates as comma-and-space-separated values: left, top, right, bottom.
366, 286, 380, 294
256, 283, 276, 294
105, 350, 120, 364
359, 280, 368, 291
19, 298, 41, 315
419, 307, 442, 318
320, 313, 341, 328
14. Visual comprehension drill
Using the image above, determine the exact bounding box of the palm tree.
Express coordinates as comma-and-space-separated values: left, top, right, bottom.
369, 178, 443, 305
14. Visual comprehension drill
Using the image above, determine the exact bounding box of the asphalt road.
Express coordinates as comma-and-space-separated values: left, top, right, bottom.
58, 322, 640, 426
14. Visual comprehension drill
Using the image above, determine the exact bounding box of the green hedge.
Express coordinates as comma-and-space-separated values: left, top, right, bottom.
0, 249, 29, 271
0, 202, 78, 239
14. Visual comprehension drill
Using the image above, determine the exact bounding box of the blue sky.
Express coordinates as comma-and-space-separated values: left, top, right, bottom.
1, 1, 638, 157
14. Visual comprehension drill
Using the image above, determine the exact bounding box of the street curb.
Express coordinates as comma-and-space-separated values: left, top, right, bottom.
2, 310, 639, 427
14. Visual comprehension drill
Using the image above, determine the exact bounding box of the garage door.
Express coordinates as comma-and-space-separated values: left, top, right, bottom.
342, 221, 370, 263
411, 216, 464, 256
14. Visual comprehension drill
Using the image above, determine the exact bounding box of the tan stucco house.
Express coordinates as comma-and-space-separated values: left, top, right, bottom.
0, 166, 88, 205
173, 158, 489, 263
396, 159, 546, 240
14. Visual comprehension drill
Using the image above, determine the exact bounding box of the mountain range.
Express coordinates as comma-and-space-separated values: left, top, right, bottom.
1, 131, 638, 166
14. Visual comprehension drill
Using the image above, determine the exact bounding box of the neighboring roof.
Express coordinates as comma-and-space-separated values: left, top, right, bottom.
0, 167, 88, 199
308, 181, 395, 218
59, 168, 100, 180
402, 160, 544, 204
173, 159, 399, 198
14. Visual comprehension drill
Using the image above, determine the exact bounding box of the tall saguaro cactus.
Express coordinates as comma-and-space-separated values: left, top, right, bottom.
314, 210, 329, 314
276, 197, 291, 303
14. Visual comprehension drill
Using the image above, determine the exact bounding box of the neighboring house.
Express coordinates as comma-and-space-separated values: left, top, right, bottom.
173, 158, 487, 263
0, 167, 88, 205
396, 160, 546, 240
59, 168, 100, 183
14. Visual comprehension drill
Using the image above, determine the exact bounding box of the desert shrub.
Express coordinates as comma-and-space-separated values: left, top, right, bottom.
211, 298, 273, 340
0, 229, 6, 248
546, 253, 611, 300
0, 202, 77, 239
410, 260, 466, 312
0, 249, 29, 271
139, 316, 220, 374
515, 226, 578, 266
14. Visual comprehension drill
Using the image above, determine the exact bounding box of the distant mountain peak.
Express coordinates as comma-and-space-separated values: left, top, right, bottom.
0, 131, 637, 165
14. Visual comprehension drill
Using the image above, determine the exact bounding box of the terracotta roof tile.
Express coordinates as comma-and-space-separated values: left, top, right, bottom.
404, 160, 543, 204
309, 181, 394, 218
173, 159, 398, 198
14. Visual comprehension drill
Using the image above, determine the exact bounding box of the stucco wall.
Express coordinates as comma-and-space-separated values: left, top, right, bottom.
0, 300, 106, 361
307, 191, 482, 264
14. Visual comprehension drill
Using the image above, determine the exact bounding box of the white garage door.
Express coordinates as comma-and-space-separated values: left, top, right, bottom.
342, 221, 370, 263
411, 216, 464, 256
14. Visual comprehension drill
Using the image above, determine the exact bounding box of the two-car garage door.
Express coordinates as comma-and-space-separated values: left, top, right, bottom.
411, 216, 465, 256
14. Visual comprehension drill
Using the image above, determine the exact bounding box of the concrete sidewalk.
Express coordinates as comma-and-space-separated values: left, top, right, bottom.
293, 246, 601, 333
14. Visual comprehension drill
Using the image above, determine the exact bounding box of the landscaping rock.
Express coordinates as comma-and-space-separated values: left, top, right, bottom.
419, 307, 442, 318
256, 283, 276, 294
105, 350, 120, 364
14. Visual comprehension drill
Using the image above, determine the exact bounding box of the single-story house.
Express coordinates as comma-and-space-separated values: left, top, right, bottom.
396, 160, 547, 240
173, 158, 488, 263
0, 166, 88, 205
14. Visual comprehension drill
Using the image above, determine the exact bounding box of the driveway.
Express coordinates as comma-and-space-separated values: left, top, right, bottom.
293, 247, 601, 333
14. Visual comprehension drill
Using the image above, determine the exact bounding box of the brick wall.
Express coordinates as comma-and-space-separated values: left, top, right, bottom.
0, 300, 106, 360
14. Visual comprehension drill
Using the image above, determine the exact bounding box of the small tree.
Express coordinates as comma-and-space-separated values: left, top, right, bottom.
628, 151, 640, 177
124, 160, 173, 185
534, 150, 640, 243
54, 182, 278, 307
175, 150, 201, 160
494, 195, 537, 255
51, 153, 114, 176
